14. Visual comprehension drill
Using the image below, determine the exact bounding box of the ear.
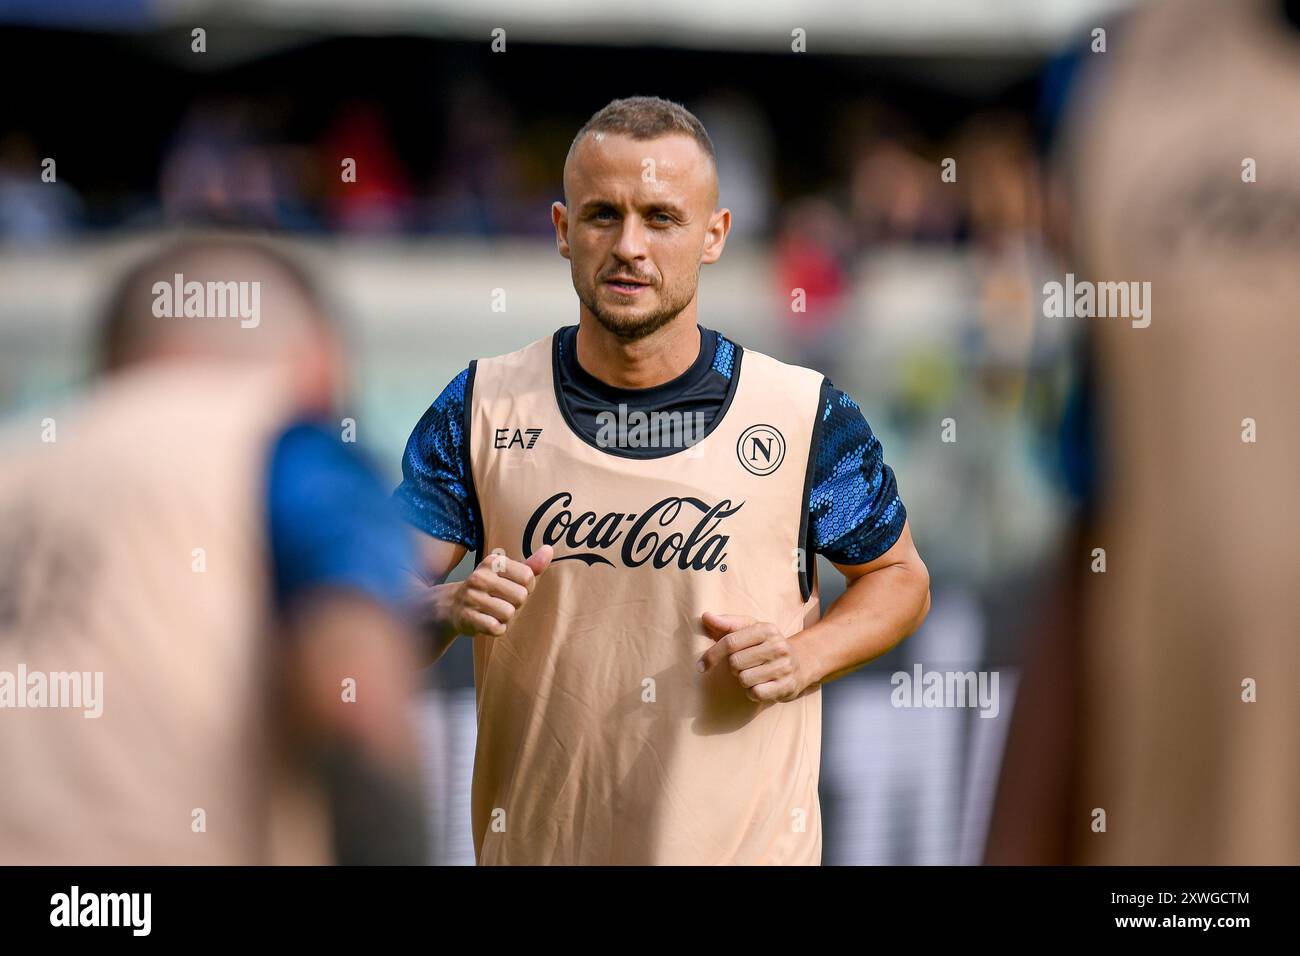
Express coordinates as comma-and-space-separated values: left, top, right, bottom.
552, 201, 571, 260
700, 207, 731, 265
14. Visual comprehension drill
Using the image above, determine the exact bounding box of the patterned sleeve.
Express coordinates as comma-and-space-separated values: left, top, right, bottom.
392, 367, 480, 550
808, 380, 906, 565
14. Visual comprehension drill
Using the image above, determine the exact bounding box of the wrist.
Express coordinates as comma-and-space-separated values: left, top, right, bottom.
428, 581, 465, 641
790, 624, 829, 691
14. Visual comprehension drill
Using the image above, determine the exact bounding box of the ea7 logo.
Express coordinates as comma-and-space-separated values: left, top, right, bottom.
495, 427, 543, 450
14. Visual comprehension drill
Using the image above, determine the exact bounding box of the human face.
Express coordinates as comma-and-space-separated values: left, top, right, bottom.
553, 132, 730, 341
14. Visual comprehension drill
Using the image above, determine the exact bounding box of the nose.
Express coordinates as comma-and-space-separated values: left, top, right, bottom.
612, 215, 650, 265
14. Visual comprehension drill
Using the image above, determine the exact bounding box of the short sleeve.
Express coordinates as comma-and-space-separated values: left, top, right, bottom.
392, 367, 480, 550
808, 380, 907, 565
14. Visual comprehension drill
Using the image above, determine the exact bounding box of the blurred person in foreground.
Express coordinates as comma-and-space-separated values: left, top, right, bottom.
0, 235, 428, 864
987, 0, 1300, 864
396, 96, 931, 865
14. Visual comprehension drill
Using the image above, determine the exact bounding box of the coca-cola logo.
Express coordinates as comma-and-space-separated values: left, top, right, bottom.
521, 492, 743, 572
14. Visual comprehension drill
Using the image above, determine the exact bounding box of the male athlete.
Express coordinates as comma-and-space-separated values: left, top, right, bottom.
396, 96, 931, 865
0, 236, 427, 864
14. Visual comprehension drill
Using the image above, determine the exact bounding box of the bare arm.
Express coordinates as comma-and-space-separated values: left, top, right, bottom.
982, 528, 1083, 864
278, 589, 428, 864
401, 532, 467, 665
700, 520, 930, 702
794, 519, 931, 686
401, 529, 553, 666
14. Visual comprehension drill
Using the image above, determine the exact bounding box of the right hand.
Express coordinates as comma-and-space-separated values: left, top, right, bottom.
449, 545, 554, 637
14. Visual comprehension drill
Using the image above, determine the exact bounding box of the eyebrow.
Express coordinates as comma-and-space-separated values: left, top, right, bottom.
578, 199, 688, 219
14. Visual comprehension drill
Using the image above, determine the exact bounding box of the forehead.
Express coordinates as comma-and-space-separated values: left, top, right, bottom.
565, 131, 715, 204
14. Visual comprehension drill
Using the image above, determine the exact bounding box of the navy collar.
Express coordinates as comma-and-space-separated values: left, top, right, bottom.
560, 323, 716, 406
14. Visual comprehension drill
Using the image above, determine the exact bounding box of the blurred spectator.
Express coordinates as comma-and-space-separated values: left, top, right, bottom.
957, 112, 1044, 250
774, 195, 854, 376
695, 89, 776, 240
321, 101, 414, 233
426, 81, 518, 235
845, 107, 960, 247
0, 130, 82, 240
956, 112, 1058, 368
158, 97, 320, 230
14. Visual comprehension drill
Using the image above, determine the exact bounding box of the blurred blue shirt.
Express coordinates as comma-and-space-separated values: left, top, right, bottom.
268, 420, 415, 612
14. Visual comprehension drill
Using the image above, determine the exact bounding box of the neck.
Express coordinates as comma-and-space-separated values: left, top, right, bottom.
575, 313, 701, 389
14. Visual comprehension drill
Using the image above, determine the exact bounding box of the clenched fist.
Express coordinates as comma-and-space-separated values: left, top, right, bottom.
449, 545, 554, 638
698, 611, 812, 703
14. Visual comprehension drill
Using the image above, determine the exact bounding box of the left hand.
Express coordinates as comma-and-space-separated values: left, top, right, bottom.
698, 612, 812, 703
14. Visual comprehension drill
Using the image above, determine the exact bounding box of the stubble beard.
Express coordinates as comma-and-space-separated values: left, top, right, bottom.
575, 269, 698, 342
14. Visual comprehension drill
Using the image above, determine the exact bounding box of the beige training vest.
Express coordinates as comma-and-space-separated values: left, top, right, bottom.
1067, 0, 1300, 864
465, 329, 826, 864
0, 360, 329, 865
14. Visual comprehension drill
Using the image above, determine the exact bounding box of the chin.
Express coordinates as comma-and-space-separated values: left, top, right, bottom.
602, 304, 654, 324
596, 298, 651, 320
586, 304, 652, 335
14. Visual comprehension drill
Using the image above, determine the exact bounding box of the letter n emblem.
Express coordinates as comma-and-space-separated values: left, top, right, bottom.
736, 424, 786, 476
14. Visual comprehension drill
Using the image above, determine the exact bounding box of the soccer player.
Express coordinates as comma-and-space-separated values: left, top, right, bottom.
0, 236, 427, 864
397, 97, 931, 865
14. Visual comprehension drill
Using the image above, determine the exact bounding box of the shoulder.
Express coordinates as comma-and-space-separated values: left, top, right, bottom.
806, 382, 906, 564
814, 380, 883, 448
416, 332, 558, 421
723, 336, 824, 394
818, 379, 863, 416
475, 330, 557, 372
270, 419, 387, 504
401, 366, 474, 467
271, 418, 354, 470
712, 333, 828, 435
464, 330, 570, 415
268, 418, 415, 609
400, 367, 470, 453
